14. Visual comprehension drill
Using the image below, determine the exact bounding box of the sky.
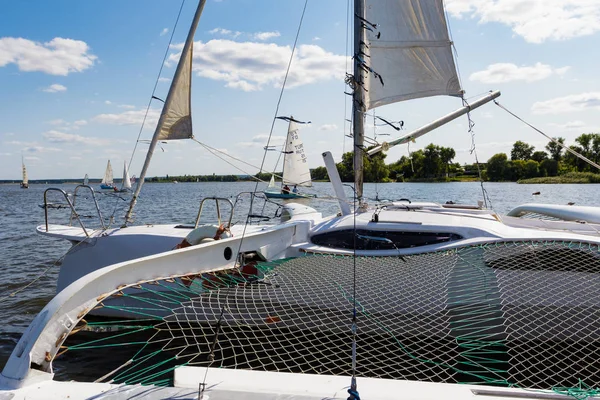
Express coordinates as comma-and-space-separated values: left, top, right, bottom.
1, 0, 599, 180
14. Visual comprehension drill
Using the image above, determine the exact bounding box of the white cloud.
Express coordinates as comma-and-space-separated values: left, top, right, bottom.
0, 37, 97, 75
42, 83, 67, 93
548, 120, 587, 129
42, 129, 110, 146
237, 134, 285, 147
313, 37, 321, 41
446, 0, 600, 43
319, 124, 338, 131
209, 28, 241, 38
48, 119, 66, 125
253, 31, 280, 41
118, 104, 136, 109
93, 108, 161, 127
469, 63, 569, 84
160, 28, 169, 37
167, 40, 347, 92
158, 77, 171, 83
105, 100, 112, 105
532, 92, 600, 114
73, 119, 87, 126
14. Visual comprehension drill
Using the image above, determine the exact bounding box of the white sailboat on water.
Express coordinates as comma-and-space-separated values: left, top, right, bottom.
83, 174, 89, 186
99, 160, 115, 190
19, 156, 28, 189
264, 117, 315, 199
116, 161, 132, 192
12, 2, 600, 398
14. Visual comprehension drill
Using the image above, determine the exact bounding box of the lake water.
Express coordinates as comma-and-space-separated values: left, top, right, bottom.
0, 180, 598, 369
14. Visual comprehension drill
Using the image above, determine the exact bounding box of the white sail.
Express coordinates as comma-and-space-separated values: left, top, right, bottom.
83, 174, 89, 185
157, 42, 193, 141
102, 160, 114, 185
364, 0, 462, 109
22, 160, 28, 185
122, 161, 132, 190
268, 174, 276, 188
282, 120, 312, 187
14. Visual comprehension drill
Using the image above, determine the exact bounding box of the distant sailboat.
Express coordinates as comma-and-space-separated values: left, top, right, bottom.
83, 174, 89, 186
20, 156, 29, 189
100, 160, 115, 190
118, 161, 132, 192
264, 117, 315, 199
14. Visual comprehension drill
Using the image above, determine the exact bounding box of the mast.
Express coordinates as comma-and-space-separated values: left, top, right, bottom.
352, 0, 366, 200
124, 0, 207, 224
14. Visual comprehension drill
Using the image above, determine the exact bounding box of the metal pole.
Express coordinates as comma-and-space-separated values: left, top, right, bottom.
124, 0, 207, 225
352, 0, 366, 200
367, 90, 501, 156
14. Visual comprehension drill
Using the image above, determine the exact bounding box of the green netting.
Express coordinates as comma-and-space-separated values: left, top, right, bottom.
55, 240, 600, 393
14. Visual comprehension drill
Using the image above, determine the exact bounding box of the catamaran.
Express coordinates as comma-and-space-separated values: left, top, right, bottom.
99, 160, 116, 190
7, 1, 600, 398
19, 156, 28, 189
264, 117, 316, 199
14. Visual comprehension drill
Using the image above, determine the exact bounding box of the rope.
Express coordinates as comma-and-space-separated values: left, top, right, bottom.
0, 239, 87, 303
199, 0, 310, 393
191, 138, 272, 183
462, 96, 493, 210
106, 0, 187, 227
343, 0, 352, 154
494, 100, 600, 172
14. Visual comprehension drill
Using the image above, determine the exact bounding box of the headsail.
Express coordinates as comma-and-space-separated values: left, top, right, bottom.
282, 120, 312, 187
157, 42, 193, 141
268, 174, 276, 188
102, 160, 113, 185
122, 161, 132, 190
363, 0, 462, 109
83, 174, 89, 186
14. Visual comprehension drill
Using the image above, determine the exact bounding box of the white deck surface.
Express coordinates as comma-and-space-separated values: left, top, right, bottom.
0, 367, 569, 399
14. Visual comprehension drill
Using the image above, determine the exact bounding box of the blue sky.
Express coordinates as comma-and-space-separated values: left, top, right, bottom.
1, 0, 599, 180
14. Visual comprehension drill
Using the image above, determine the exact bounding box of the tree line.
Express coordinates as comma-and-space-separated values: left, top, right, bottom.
486, 133, 600, 181
311, 133, 600, 183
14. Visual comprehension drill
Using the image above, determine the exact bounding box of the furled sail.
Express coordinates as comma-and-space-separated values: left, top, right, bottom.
364, 0, 462, 109
22, 161, 28, 185
102, 160, 114, 185
282, 120, 312, 187
122, 161, 132, 190
156, 42, 193, 140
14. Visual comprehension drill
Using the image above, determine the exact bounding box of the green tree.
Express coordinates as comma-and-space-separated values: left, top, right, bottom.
523, 160, 540, 178
545, 137, 565, 161
531, 151, 548, 163
539, 159, 558, 176
510, 160, 526, 180
486, 153, 508, 181
439, 146, 456, 177
423, 144, 442, 177
510, 141, 534, 161
310, 166, 328, 181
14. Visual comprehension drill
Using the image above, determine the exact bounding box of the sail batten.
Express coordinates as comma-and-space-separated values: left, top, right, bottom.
282, 120, 312, 187
364, 0, 462, 110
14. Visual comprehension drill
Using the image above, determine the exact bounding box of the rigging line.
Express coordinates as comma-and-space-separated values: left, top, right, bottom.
199, 0, 310, 393
0, 239, 87, 303
494, 100, 600, 171
462, 96, 493, 210
127, 0, 186, 170
192, 138, 280, 182
343, 0, 351, 154
106, 0, 187, 227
